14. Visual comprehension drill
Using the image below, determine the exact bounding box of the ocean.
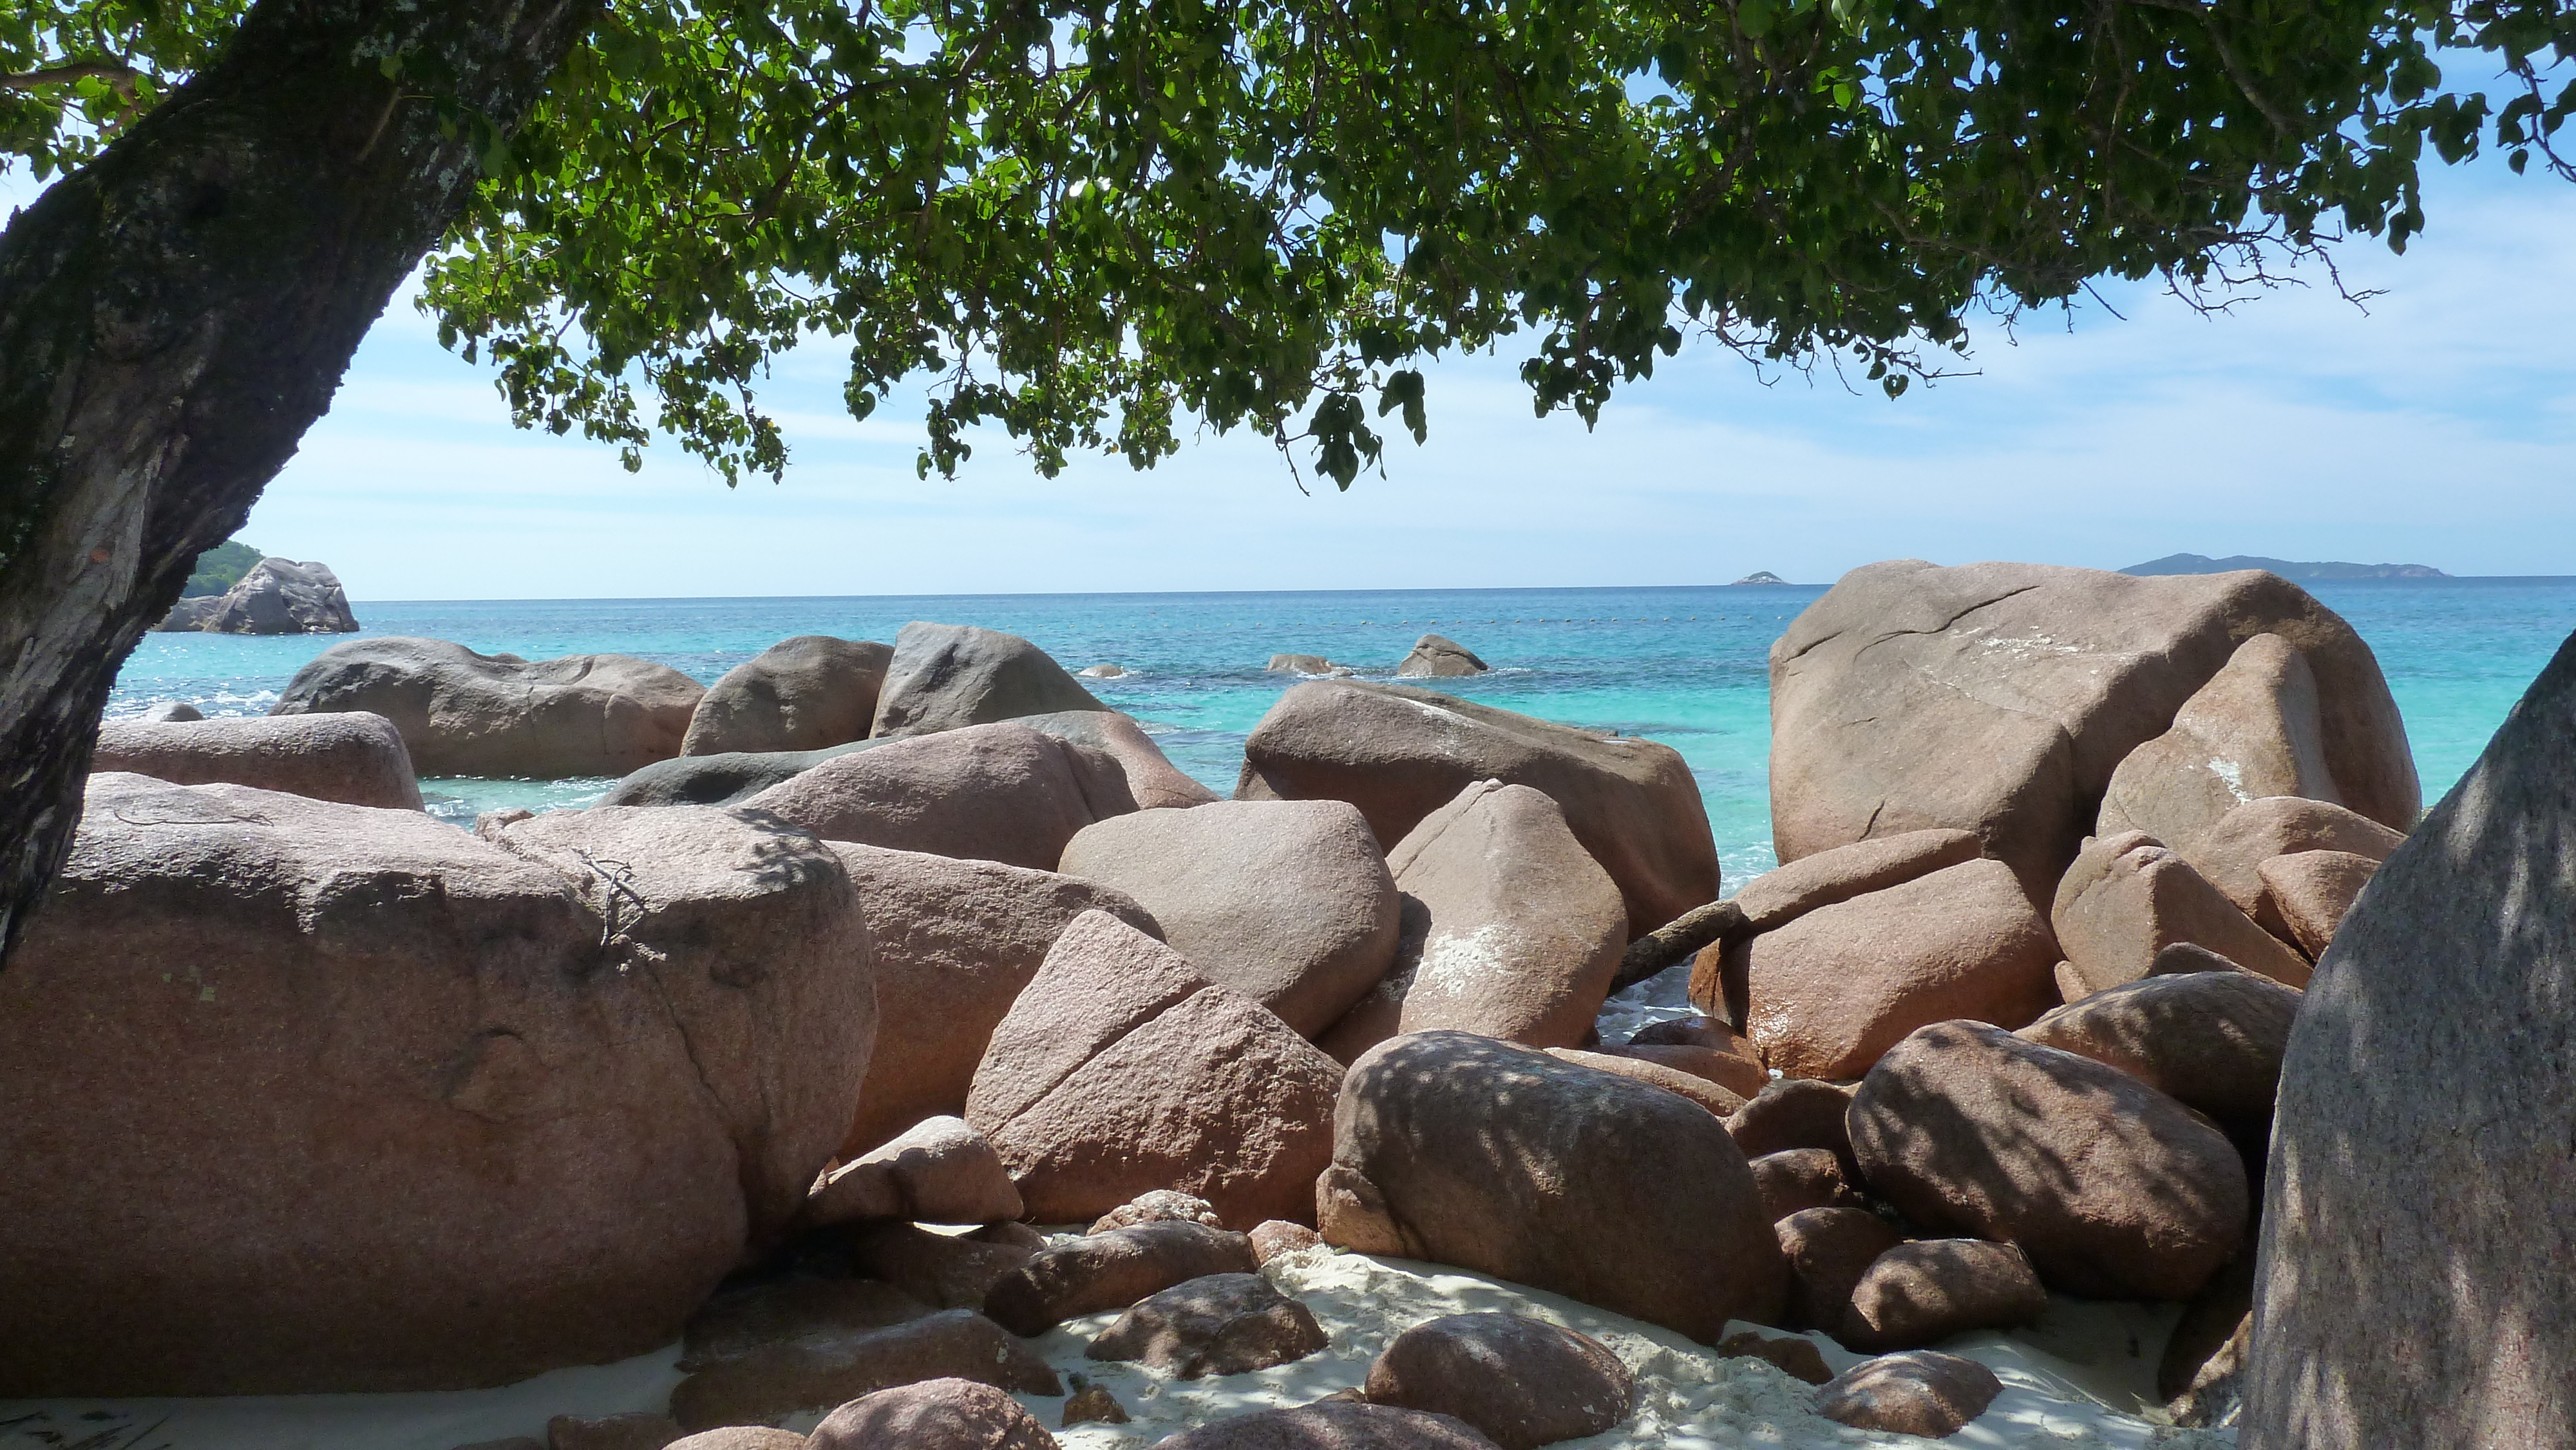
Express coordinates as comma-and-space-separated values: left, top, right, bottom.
107, 578, 2576, 884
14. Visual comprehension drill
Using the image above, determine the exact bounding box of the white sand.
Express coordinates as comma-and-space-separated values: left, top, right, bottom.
1, 1247, 2233, 1449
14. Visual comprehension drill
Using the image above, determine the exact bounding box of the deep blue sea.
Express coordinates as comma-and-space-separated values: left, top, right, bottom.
106, 579, 2576, 885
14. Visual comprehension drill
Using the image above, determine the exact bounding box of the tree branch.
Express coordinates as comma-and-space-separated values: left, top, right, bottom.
0, 60, 141, 95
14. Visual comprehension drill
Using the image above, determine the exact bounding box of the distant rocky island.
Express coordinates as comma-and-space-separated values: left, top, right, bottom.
2122, 553, 2448, 581
1728, 570, 1794, 585
155, 545, 359, 635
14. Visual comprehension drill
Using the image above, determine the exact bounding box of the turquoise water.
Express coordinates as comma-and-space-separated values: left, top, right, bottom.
108, 579, 2576, 882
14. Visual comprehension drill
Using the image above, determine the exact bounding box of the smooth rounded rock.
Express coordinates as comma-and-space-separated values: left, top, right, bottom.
1814, 1350, 2003, 1438
1748, 1149, 1861, 1221
1848, 1021, 2248, 1301
1396, 634, 1490, 677
981, 1220, 1260, 1337
92, 710, 424, 808
273, 637, 704, 778
1725, 1079, 1859, 1178
601, 742, 879, 807
1150, 1402, 1500, 1450
670, 1310, 1059, 1433
1320, 1031, 1786, 1340
2014, 971, 2302, 1132
1084, 1272, 1327, 1378
747, 723, 1132, 872
2256, 849, 2380, 957
805, 1116, 1023, 1228
684, 636, 892, 756
1005, 710, 1218, 810
0, 777, 871, 1395
2096, 634, 2349, 851
965, 912, 1342, 1227
1842, 1239, 2049, 1352
184, 558, 360, 635
1236, 681, 1719, 937
1769, 560, 2417, 902
1364, 1312, 1634, 1450
869, 623, 1107, 739
1776, 1208, 1906, 1335
806, 1378, 1059, 1450
1546, 1048, 1745, 1117
2052, 831, 2312, 993
829, 845, 1159, 1155
2174, 794, 2403, 930
1728, 829, 1985, 936
1057, 799, 1401, 1036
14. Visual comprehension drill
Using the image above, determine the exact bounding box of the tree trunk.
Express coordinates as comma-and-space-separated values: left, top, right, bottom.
0, 0, 597, 961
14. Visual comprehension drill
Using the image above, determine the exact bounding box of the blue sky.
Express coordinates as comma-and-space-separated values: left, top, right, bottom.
10, 151, 2573, 599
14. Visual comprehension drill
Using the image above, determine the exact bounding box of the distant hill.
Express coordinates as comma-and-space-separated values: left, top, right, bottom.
181, 539, 264, 597
1729, 570, 1794, 585
2121, 553, 2448, 581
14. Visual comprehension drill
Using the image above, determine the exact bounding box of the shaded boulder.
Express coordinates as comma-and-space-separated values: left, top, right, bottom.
681, 1279, 931, 1368
1153, 1403, 1499, 1450
2257, 849, 2379, 958
1728, 829, 1985, 935
2051, 831, 2312, 993
1007, 710, 1218, 809
683, 636, 893, 756
1364, 1313, 1634, 1450
981, 1220, 1258, 1336
1726, 1078, 1859, 1179
151, 594, 220, 632
830, 846, 1157, 1154
2242, 632, 2576, 1449
805, 1116, 1023, 1228
1396, 634, 1490, 677
2174, 793, 2403, 930
1768, 560, 2418, 902
91, 711, 423, 809
600, 741, 878, 808
185, 557, 361, 634
1776, 1208, 1906, 1335
1841, 1239, 2049, 1352
272, 637, 703, 778
1084, 1272, 1327, 1378
805, 1377, 1060, 1450
1236, 681, 1719, 937
1266, 654, 1345, 675
1700, 858, 2059, 1080
1546, 1048, 1745, 1118
1849, 1021, 2247, 1301
0, 777, 871, 1395
669, 1309, 1058, 1431
2161, 1255, 2254, 1427
1814, 1351, 2003, 1438
1057, 799, 1401, 1035
1320, 1031, 1787, 1340
2014, 971, 2302, 1133
844, 1222, 1043, 1310
2096, 634, 2347, 849
869, 622, 1106, 738
1322, 782, 1624, 1059
964, 912, 1341, 1227
746, 723, 1132, 871
1714, 1330, 1833, 1385
1748, 1149, 1861, 1221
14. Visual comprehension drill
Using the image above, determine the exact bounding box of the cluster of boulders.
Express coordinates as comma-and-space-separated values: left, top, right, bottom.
1266, 631, 1490, 679
153, 557, 360, 634
22, 558, 2427, 1445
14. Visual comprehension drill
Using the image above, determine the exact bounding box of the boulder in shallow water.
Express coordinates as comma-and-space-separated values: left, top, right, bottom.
1265, 653, 1347, 675
1363, 1312, 1635, 1450
0, 777, 871, 1395
180, 557, 361, 634
746, 722, 1131, 871
1396, 633, 1490, 677
1848, 1021, 2246, 1302
91, 710, 423, 809
1236, 680, 1718, 937
1768, 560, 2417, 902
2096, 633, 2348, 850
1321, 1031, 1787, 1339
682, 636, 892, 756
965, 910, 1341, 1227
829, 845, 1160, 1155
1057, 798, 1399, 1035
272, 636, 703, 778
869, 621, 1107, 737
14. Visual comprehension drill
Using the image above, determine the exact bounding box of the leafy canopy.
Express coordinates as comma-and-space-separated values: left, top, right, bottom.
8, 0, 2573, 487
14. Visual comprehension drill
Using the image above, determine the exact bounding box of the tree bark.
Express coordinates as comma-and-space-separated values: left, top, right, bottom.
0, 0, 598, 961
